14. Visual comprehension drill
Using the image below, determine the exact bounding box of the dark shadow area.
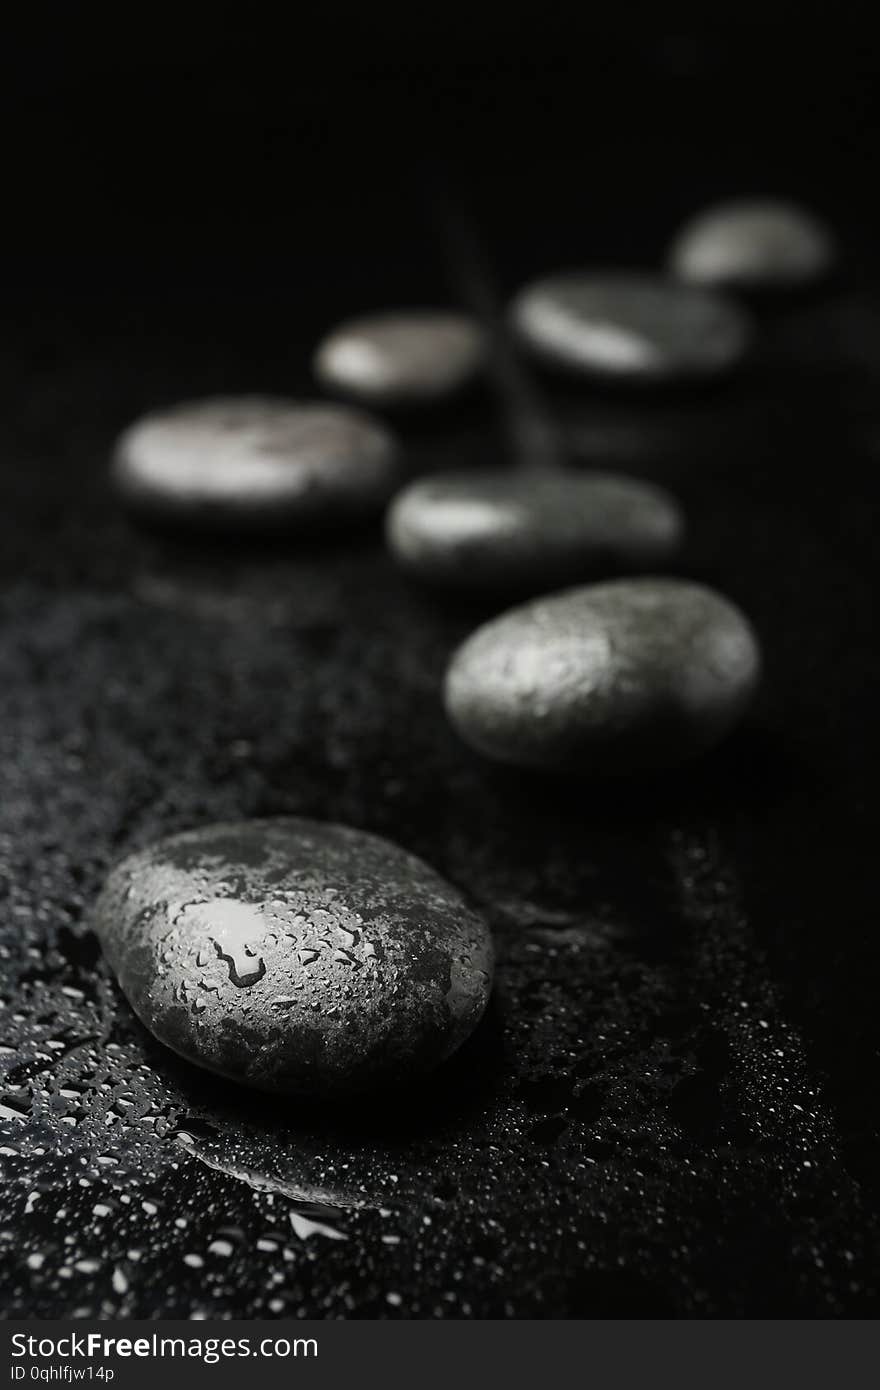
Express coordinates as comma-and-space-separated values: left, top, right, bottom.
139, 993, 509, 1148
467, 722, 821, 827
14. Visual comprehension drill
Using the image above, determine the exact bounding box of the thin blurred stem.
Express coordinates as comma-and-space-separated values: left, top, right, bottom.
428, 184, 563, 470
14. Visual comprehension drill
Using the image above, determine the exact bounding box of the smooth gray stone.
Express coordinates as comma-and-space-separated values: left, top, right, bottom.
386, 468, 684, 593
511, 272, 750, 381
669, 199, 835, 288
444, 578, 760, 772
314, 311, 486, 406
113, 397, 400, 529
92, 819, 493, 1096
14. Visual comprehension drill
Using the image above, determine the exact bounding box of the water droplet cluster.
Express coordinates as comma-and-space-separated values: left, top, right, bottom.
92, 820, 493, 1095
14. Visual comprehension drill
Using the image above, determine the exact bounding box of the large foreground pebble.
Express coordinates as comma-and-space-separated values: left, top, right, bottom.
669, 199, 835, 289
444, 578, 760, 772
314, 311, 486, 406
387, 468, 684, 593
113, 397, 399, 529
511, 272, 750, 382
93, 819, 493, 1095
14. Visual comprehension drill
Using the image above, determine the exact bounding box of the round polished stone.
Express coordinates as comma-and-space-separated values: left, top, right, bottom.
386, 468, 684, 593
314, 311, 486, 406
669, 199, 835, 289
113, 397, 400, 529
510, 272, 750, 381
444, 578, 760, 772
92, 819, 493, 1096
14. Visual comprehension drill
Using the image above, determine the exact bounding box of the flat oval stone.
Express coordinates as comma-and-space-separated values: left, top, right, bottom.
669, 199, 835, 289
92, 819, 493, 1095
314, 311, 486, 406
386, 468, 684, 593
511, 272, 750, 382
113, 397, 400, 529
444, 578, 760, 772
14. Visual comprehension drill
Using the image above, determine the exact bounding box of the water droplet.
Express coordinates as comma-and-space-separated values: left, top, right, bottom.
180, 901, 266, 987
289, 1212, 347, 1242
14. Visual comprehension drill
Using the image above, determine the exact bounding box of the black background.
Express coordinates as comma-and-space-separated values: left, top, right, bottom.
6, 8, 880, 312
2, 8, 880, 1318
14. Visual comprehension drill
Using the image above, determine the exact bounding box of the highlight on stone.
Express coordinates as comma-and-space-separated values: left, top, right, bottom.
92, 818, 494, 1096
668, 198, 835, 289
386, 468, 684, 594
510, 271, 751, 382
112, 396, 400, 529
444, 577, 761, 773
314, 310, 486, 407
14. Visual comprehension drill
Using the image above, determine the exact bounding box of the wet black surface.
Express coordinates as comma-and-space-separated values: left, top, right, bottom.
2, 16, 880, 1318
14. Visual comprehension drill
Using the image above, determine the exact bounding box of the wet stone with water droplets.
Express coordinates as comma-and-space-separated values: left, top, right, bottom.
92, 819, 493, 1095
386, 468, 684, 594
314, 310, 486, 407
511, 272, 750, 382
444, 577, 761, 773
112, 397, 400, 530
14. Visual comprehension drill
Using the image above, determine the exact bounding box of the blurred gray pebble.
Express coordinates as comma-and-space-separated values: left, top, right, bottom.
511, 272, 750, 381
93, 818, 494, 1096
113, 396, 400, 529
314, 311, 486, 406
669, 199, 835, 289
444, 577, 761, 773
386, 468, 684, 593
